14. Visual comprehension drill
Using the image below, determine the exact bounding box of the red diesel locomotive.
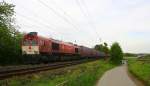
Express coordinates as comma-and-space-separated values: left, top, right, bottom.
22, 32, 105, 63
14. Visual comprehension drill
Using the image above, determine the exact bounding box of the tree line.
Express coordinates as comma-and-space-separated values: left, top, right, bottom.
94, 42, 123, 65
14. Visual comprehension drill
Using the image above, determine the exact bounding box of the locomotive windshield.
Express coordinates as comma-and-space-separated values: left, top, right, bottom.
23, 40, 38, 46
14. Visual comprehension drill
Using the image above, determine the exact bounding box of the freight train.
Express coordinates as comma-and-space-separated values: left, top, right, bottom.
22, 32, 106, 64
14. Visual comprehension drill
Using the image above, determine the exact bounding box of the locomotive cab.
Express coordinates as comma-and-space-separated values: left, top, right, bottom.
22, 32, 39, 55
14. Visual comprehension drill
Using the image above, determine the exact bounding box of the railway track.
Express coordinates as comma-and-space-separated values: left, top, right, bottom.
0, 59, 93, 80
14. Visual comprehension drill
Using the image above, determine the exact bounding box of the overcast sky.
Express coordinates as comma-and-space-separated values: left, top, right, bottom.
3, 0, 150, 53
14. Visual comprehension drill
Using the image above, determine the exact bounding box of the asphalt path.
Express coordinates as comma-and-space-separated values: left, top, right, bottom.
96, 65, 137, 86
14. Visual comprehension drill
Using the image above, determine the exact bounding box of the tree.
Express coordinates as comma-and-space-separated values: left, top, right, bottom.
110, 42, 123, 65
0, 2, 23, 65
94, 42, 109, 54
124, 53, 137, 57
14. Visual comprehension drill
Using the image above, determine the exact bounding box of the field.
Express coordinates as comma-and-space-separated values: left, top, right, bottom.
128, 57, 150, 86
0, 60, 115, 86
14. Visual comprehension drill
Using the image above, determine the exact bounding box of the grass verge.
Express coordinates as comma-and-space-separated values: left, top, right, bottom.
0, 60, 115, 86
128, 58, 150, 86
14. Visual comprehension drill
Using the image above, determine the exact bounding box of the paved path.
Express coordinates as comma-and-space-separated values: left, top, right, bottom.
96, 65, 137, 86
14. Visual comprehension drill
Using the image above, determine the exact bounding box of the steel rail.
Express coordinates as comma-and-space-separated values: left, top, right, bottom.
0, 59, 94, 80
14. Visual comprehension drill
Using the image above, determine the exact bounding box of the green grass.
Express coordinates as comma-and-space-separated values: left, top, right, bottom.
128, 58, 150, 86
0, 60, 115, 86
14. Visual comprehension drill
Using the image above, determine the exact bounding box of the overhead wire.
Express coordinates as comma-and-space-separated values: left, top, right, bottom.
15, 5, 63, 31
46, 0, 96, 41
48, 0, 80, 29
36, 0, 82, 33
20, 6, 60, 29
75, 0, 101, 42
19, 23, 58, 38
16, 13, 63, 37
12, 0, 69, 40
14, 0, 99, 44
